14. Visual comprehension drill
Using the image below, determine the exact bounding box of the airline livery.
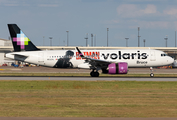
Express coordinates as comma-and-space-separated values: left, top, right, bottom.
6, 24, 174, 77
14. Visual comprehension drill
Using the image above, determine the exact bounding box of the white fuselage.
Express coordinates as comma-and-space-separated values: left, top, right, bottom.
5, 49, 174, 68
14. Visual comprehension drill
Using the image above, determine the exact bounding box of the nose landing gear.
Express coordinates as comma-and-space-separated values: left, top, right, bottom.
150, 73, 154, 77
150, 67, 154, 77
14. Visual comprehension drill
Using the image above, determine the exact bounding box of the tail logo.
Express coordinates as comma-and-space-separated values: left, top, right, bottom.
13, 30, 30, 49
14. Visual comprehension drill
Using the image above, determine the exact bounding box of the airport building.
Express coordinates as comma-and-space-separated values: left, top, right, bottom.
0, 39, 13, 65
1, 39, 177, 66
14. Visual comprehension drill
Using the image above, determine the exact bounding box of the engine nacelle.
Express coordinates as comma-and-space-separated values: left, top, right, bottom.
108, 62, 128, 74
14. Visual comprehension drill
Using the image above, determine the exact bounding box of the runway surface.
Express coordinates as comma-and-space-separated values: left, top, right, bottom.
0, 66, 177, 74
0, 76, 176, 81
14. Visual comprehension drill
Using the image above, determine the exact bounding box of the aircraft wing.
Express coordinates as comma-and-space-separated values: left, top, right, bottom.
76, 47, 111, 69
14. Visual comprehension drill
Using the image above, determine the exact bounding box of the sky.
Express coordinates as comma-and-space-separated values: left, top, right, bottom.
1, 0, 177, 47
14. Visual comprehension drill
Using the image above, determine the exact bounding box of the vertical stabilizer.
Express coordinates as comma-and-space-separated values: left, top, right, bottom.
8, 24, 40, 52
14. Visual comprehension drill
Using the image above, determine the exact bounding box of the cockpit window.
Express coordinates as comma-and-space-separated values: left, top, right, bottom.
161, 54, 167, 56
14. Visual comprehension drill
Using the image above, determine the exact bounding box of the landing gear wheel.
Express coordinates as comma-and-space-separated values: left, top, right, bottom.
95, 72, 99, 77
90, 71, 94, 77
150, 73, 154, 77
90, 71, 99, 77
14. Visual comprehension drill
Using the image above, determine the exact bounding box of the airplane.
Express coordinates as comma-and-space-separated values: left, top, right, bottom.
6, 24, 174, 77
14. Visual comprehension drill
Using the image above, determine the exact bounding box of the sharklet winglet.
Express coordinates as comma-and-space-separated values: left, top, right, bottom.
76, 47, 86, 58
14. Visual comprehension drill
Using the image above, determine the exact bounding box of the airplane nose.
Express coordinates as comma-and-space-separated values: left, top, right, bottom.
169, 57, 174, 64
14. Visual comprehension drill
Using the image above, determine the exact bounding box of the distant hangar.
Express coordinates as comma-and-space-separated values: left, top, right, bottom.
0, 38, 177, 66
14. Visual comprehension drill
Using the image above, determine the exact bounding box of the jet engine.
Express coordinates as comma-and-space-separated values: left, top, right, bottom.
108, 62, 128, 74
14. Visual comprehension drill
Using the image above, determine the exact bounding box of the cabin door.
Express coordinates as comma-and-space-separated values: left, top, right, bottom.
38, 52, 44, 65
150, 51, 156, 61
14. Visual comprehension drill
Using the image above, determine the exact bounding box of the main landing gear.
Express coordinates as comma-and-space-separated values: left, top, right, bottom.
90, 70, 99, 77
150, 67, 154, 77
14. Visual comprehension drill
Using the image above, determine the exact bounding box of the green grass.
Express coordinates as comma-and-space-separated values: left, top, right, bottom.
0, 81, 177, 117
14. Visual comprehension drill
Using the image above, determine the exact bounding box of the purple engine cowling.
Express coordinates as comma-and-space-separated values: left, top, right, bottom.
108, 62, 128, 74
